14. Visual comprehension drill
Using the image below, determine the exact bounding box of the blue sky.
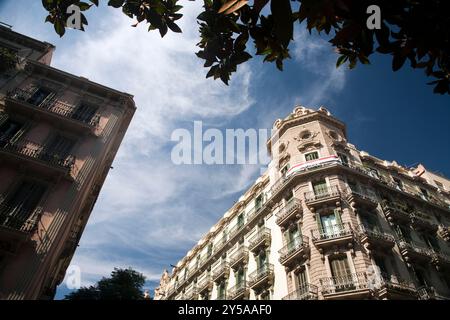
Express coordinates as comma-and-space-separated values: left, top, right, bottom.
1, 1, 449, 299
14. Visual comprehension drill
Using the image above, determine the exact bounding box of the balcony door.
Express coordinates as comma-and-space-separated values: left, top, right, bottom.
257, 251, 267, 271
312, 179, 328, 196
42, 134, 75, 165
319, 210, 342, 238
295, 268, 308, 296
217, 280, 226, 299
27, 88, 55, 108
329, 256, 354, 292
0, 180, 46, 229
72, 103, 98, 124
286, 226, 301, 250
361, 214, 381, 233
0, 117, 26, 146
235, 268, 245, 287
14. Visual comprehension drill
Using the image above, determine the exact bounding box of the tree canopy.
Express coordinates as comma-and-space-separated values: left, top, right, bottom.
64, 267, 147, 300
39, 0, 450, 93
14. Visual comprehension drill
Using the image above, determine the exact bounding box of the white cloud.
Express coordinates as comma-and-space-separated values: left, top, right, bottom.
292, 28, 347, 106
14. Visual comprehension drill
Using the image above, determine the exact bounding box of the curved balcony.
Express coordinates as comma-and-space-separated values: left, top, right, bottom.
398, 241, 434, 265
248, 264, 274, 291
304, 186, 342, 209
282, 284, 318, 300
5, 88, 100, 134
228, 281, 249, 300
197, 275, 213, 293
248, 227, 271, 253
0, 137, 76, 179
375, 273, 417, 300
346, 189, 378, 209
311, 222, 354, 249
410, 211, 439, 232
278, 235, 310, 268
212, 262, 230, 282
357, 224, 396, 251
0, 203, 42, 255
381, 201, 412, 225
320, 272, 370, 299
275, 198, 302, 229
229, 246, 249, 269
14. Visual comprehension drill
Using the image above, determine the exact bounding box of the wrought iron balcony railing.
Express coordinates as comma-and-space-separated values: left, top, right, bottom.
357, 224, 396, 245
248, 263, 274, 288
7, 88, 100, 128
248, 227, 271, 252
278, 235, 310, 265
0, 203, 42, 234
0, 136, 76, 174
229, 246, 249, 268
320, 272, 369, 295
197, 275, 212, 292
304, 185, 341, 204
212, 262, 229, 281
311, 222, 353, 243
275, 198, 302, 226
228, 281, 249, 300
282, 284, 318, 300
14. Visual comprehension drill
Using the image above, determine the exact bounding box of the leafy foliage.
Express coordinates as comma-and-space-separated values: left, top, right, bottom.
0, 47, 19, 73
64, 267, 146, 300
40, 0, 450, 94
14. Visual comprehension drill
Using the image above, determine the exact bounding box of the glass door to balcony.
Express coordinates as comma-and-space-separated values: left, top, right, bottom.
42, 134, 75, 166
286, 227, 300, 251
0, 118, 24, 146
237, 213, 244, 230
296, 269, 308, 297
361, 214, 381, 233
72, 103, 98, 124
0, 180, 46, 230
313, 179, 328, 197
27, 88, 54, 108
330, 256, 354, 292
320, 211, 342, 238
236, 268, 244, 287
257, 251, 267, 271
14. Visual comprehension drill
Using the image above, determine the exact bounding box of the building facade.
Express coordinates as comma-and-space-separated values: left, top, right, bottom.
0, 25, 136, 299
155, 106, 450, 300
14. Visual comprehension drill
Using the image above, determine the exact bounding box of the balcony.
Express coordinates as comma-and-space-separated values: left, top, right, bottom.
282, 284, 318, 300
228, 222, 246, 239
246, 203, 269, 226
197, 275, 213, 293
398, 241, 434, 265
381, 201, 412, 225
0, 203, 42, 255
346, 189, 378, 209
0, 137, 76, 178
375, 273, 417, 300
357, 224, 395, 250
304, 186, 342, 209
248, 264, 274, 291
211, 262, 230, 282
229, 246, 249, 269
228, 281, 249, 300
5, 88, 100, 134
410, 211, 439, 232
431, 250, 450, 271
320, 272, 371, 299
213, 235, 228, 254
248, 227, 271, 253
311, 223, 354, 249
275, 198, 302, 228
278, 235, 310, 268
184, 284, 198, 300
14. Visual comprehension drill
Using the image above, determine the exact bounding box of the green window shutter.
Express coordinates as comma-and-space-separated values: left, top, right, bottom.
316, 213, 323, 232
334, 209, 343, 227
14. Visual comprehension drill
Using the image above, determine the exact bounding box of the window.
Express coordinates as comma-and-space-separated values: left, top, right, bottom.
415, 269, 430, 288
72, 103, 98, 124
257, 251, 268, 270
318, 210, 343, 237
397, 226, 412, 242
338, 153, 349, 166
360, 213, 381, 232
285, 226, 300, 249
27, 88, 54, 107
373, 256, 388, 275
235, 268, 245, 285
207, 243, 213, 257
255, 194, 263, 209
422, 234, 440, 252
296, 269, 309, 294
217, 280, 226, 299
237, 213, 244, 228
0, 117, 25, 145
280, 164, 290, 177
329, 256, 354, 291
312, 179, 328, 195
42, 134, 75, 165
305, 151, 319, 162
392, 177, 404, 191
0, 180, 47, 230
348, 180, 358, 192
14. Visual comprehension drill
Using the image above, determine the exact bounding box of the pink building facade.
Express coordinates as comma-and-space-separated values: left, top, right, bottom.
0, 25, 135, 299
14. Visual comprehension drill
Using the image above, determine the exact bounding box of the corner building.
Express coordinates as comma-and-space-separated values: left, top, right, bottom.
155, 106, 450, 300
0, 25, 135, 299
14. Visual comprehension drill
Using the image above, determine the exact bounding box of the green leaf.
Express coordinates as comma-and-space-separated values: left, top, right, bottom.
271, 0, 293, 48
